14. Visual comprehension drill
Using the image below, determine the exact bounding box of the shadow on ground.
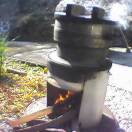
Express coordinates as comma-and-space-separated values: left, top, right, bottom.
108, 50, 132, 67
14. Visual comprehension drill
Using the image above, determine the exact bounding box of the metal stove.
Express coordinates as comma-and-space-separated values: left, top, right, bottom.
47, 4, 121, 132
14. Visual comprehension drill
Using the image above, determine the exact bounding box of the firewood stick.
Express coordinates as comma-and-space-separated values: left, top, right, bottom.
8, 93, 81, 128
8, 106, 53, 128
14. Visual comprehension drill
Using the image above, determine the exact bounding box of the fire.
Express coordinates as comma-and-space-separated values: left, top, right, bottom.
55, 91, 74, 104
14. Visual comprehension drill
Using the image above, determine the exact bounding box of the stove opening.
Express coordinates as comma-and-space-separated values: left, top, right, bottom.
47, 80, 80, 107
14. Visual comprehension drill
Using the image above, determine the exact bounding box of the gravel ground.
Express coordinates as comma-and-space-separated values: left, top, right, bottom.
105, 84, 132, 131
105, 64, 132, 132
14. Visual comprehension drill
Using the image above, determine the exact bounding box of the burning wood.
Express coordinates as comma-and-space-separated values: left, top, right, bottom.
54, 92, 81, 109
15, 109, 78, 132
8, 106, 53, 128
0, 93, 81, 132
55, 91, 74, 105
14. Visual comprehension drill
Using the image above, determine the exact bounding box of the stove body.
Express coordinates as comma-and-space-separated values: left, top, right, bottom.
47, 4, 119, 130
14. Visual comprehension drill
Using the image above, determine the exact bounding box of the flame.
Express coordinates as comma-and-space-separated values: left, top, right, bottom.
55, 91, 74, 104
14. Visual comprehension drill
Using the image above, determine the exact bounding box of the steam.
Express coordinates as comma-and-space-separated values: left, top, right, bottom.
107, 1, 130, 28
99, 0, 132, 29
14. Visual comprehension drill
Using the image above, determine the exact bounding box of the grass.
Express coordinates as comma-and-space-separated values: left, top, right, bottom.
0, 38, 7, 77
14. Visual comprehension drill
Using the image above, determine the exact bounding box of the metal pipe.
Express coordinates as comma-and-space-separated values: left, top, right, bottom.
119, 27, 131, 53
79, 70, 109, 128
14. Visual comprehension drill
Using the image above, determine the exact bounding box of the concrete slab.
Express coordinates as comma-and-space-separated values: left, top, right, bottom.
11, 48, 56, 66
108, 49, 132, 67
7, 41, 57, 56
108, 48, 132, 92
109, 63, 132, 92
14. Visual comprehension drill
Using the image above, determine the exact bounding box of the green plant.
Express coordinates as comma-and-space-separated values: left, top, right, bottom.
0, 37, 7, 77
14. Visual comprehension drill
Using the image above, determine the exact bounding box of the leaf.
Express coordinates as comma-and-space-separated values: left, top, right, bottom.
1, 60, 47, 119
